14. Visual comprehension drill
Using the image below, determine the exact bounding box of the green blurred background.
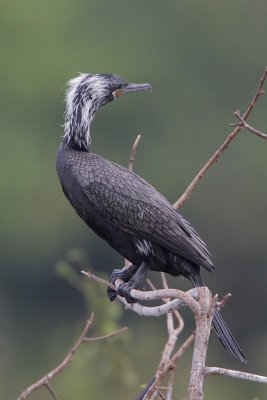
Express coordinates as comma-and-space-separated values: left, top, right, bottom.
1, 1, 266, 399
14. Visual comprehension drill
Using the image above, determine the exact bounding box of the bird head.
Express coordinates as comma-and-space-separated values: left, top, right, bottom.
63, 73, 151, 150
66, 73, 152, 110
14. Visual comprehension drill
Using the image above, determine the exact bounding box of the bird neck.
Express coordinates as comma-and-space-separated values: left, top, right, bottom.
62, 98, 99, 152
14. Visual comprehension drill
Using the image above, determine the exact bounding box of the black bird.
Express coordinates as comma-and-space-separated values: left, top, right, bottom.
56, 73, 246, 365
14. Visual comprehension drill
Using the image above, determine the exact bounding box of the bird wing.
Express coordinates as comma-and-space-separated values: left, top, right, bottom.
81, 154, 213, 269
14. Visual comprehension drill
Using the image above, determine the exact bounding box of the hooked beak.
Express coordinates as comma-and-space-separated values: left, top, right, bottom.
114, 82, 152, 97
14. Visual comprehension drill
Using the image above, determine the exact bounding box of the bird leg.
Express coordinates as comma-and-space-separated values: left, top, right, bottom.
117, 262, 149, 303
107, 263, 139, 301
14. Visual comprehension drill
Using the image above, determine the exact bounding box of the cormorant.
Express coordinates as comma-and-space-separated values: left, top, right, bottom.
56, 73, 246, 364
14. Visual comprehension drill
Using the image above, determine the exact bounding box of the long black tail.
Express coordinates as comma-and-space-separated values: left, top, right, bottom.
212, 308, 246, 363
190, 273, 247, 363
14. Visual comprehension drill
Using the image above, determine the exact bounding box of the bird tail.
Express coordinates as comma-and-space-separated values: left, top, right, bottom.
190, 273, 247, 363
212, 308, 247, 363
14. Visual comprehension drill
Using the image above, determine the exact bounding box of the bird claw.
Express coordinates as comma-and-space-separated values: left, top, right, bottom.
107, 265, 138, 302
107, 286, 117, 302
107, 280, 138, 303
117, 281, 138, 303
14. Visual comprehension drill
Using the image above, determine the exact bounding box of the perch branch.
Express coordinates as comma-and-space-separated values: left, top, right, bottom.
160, 273, 185, 334
173, 65, 267, 209
81, 271, 200, 317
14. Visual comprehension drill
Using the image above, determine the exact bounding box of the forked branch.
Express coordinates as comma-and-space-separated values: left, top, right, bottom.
231, 110, 267, 140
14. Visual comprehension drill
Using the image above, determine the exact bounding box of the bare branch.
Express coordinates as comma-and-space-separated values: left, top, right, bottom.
141, 333, 196, 399
166, 371, 175, 400
231, 110, 267, 140
205, 367, 267, 384
83, 326, 128, 341
216, 292, 232, 309
147, 277, 184, 333
17, 314, 95, 400
128, 133, 142, 172
81, 269, 115, 289
116, 282, 201, 318
145, 317, 178, 399
145, 289, 214, 400
125, 133, 142, 268
82, 270, 200, 317
173, 66, 267, 209
187, 289, 217, 400
170, 332, 195, 364
17, 314, 128, 400
45, 382, 60, 400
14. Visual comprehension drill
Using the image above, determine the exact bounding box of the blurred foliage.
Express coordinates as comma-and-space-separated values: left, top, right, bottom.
0, 0, 267, 399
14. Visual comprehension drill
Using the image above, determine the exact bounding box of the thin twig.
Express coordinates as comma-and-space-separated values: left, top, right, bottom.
231, 110, 267, 140
17, 314, 95, 400
128, 134, 142, 172
146, 279, 157, 291
145, 314, 180, 399
205, 367, 267, 384
173, 66, 267, 209
17, 314, 128, 400
125, 134, 142, 268
139, 332, 196, 399
216, 293, 232, 309
81, 270, 115, 289
83, 326, 128, 341
45, 382, 60, 400
170, 332, 195, 365
156, 389, 166, 399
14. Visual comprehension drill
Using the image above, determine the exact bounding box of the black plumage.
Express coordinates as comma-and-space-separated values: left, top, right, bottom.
56, 73, 246, 364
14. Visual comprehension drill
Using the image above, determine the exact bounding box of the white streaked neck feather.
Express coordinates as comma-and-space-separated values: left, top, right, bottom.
63, 74, 108, 151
